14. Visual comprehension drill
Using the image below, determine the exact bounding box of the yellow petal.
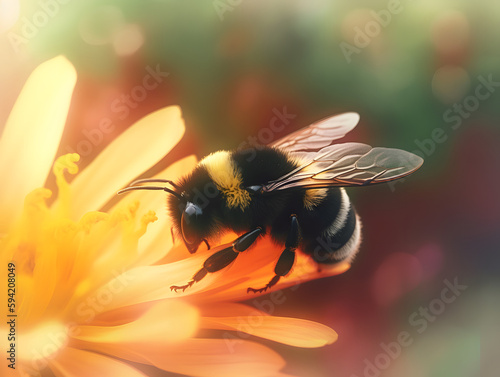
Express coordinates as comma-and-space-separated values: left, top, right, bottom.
73, 300, 199, 344
80, 338, 285, 377
49, 347, 148, 377
0, 56, 76, 232
60, 106, 185, 220
202, 314, 338, 348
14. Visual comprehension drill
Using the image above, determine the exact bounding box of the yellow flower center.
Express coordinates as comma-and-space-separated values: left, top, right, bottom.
1, 153, 160, 371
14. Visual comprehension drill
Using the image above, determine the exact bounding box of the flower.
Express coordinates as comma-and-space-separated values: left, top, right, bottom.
0, 56, 350, 377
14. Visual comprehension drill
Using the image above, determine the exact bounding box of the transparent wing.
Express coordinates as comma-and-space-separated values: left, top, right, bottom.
271, 112, 360, 152
262, 143, 424, 192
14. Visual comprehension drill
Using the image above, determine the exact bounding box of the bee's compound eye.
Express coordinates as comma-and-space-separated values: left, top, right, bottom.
181, 202, 202, 244
246, 185, 263, 193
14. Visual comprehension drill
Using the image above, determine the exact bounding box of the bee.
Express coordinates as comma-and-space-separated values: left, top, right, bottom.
118, 113, 423, 293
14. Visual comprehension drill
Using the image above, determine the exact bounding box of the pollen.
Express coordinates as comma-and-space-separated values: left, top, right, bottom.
52, 153, 80, 217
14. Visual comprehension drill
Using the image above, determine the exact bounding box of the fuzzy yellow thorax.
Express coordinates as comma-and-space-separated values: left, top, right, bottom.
199, 151, 250, 209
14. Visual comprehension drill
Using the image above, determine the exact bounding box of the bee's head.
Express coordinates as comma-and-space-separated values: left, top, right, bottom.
117, 175, 219, 253
167, 170, 221, 253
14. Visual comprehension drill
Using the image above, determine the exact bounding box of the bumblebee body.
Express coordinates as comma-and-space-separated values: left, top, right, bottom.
120, 112, 422, 293
168, 147, 360, 266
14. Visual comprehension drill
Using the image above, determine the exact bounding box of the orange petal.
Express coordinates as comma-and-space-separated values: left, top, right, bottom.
96, 238, 350, 312
79, 338, 285, 377
200, 303, 337, 348
147, 339, 285, 377
199, 302, 271, 317
94, 249, 219, 312
173, 235, 351, 303
202, 315, 338, 348
49, 347, 148, 377
73, 300, 199, 344
60, 106, 185, 220
89, 301, 156, 327
0, 56, 76, 232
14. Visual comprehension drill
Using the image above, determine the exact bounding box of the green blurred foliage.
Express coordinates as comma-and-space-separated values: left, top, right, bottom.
11, 0, 499, 161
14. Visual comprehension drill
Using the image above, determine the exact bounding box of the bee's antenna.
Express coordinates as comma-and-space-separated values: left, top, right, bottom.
117, 185, 182, 199
130, 178, 180, 189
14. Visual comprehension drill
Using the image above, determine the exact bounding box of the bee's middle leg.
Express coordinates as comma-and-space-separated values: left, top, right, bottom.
248, 214, 300, 294
170, 227, 263, 292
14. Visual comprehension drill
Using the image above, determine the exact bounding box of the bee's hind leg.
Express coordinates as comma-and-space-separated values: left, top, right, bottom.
170, 228, 263, 292
248, 215, 299, 294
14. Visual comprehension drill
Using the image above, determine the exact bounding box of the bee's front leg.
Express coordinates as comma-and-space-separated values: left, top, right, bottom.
248, 214, 300, 294
170, 228, 263, 292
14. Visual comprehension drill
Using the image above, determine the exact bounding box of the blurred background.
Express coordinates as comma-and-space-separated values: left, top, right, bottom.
1, 0, 498, 376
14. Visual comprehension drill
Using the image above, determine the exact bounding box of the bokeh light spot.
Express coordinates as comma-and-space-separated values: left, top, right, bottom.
432, 65, 470, 104
112, 23, 144, 56
341, 8, 374, 44
432, 10, 470, 55
0, 0, 20, 33
415, 242, 444, 280
18, 321, 68, 363
372, 252, 423, 306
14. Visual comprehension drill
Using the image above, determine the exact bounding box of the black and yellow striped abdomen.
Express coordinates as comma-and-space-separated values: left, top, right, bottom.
231, 147, 362, 264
